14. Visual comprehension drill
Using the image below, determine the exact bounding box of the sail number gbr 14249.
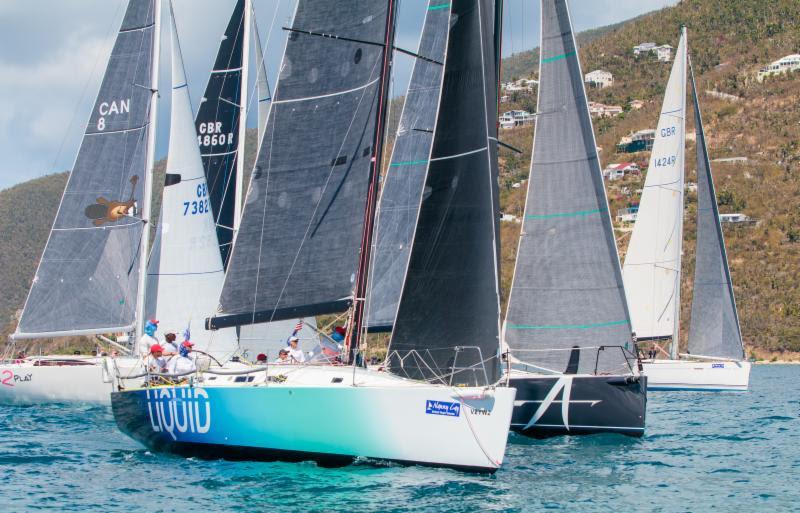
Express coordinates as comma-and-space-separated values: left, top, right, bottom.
183, 184, 209, 216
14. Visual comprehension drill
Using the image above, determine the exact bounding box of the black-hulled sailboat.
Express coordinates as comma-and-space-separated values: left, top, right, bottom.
111, 0, 515, 473
502, 0, 646, 437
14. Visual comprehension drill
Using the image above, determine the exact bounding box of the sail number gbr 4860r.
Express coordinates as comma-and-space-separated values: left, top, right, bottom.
197, 121, 233, 148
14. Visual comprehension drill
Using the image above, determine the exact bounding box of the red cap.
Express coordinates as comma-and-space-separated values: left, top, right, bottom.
335, 326, 346, 335
256, 353, 267, 361
149, 319, 159, 325
150, 344, 164, 353
181, 340, 194, 348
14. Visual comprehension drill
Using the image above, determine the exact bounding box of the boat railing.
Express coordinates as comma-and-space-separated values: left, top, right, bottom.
383, 346, 498, 387
507, 345, 639, 376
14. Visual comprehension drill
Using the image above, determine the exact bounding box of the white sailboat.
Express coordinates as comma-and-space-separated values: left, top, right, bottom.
0, 0, 161, 404
625, 28, 750, 391
111, 0, 516, 472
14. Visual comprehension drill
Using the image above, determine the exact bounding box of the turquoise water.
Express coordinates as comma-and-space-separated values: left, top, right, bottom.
1, 365, 798, 512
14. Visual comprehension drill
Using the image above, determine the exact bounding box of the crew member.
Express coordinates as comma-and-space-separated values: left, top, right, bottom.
287, 336, 306, 363
256, 353, 268, 364
146, 344, 167, 374
139, 319, 159, 357
274, 348, 290, 364
162, 332, 179, 356
167, 341, 197, 375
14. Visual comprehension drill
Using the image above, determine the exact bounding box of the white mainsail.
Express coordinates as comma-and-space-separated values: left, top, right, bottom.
145, 5, 238, 358
251, 4, 271, 140
623, 28, 687, 349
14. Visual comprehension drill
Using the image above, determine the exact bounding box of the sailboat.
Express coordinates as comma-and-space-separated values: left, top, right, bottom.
631, 29, 750, 391
502, 0, 646, 437
111, 0, 515, 473
0, 0, 160, 404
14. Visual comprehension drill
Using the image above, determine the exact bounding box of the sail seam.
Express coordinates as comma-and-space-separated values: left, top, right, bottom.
508, 320, 629, 330
119, 23, 156, 34
211, 67, 243, 73
430, 146, 487, 162
85, 124, 148, 136
52, 222, 140, 231
201, 149, 238, 157
272, 77, 380, 104
533, 155, 598, 166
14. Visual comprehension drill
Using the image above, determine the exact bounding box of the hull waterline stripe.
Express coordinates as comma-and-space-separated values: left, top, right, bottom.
508, 319, 629, 330
511, 423, 644, 431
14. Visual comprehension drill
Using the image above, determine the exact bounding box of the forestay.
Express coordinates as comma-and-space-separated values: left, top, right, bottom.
366, 0, 450, 332
146, 6, 238, 358
503, 0, 633, 375
687, 64, 745, 360
209, 0, 391, 329
252, 7, 272, 140
195, 0, 245, 268
388, 0, 503, 386
623, 29, 687, 344
15, 0, 157, 338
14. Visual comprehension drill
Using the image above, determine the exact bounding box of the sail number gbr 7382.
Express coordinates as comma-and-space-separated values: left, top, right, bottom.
184, 184, 209, 216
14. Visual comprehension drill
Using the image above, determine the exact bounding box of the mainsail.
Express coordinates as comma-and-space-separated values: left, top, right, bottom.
145, 5, 238, 357
687, 63, 745, 360
366, 0, 450, 332
387, 0, 503, 386
623, 28, 687, 350
208, 0, 393, 329
503, 0, 632, 374
195, 0, 246, 268
15, 0, 157, 338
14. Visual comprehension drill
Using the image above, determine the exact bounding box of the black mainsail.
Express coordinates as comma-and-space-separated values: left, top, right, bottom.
208, 0, 394, 329
503, 0, 633, 374
195, 0, 246, 268
387, 0, 503, 386
366, 0, 450, 332
687, 63, 745, 360
15, 0, 158, 338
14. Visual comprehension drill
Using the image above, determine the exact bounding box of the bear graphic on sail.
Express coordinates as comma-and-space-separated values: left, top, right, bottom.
84, 175, 139, 226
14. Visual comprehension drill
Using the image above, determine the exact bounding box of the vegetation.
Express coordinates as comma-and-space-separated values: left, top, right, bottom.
2, 0, 799, 355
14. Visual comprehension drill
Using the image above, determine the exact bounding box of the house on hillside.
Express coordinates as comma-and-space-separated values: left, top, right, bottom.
603, 162, 640, 180
633, 42, 672, 62
629, 99, 645, 110
617, 129, 656, 153
720, 213, 751, 224
588, 101, 623, 118
616, 206, 639, 223
757, 54, 800, 82
499, 110, 535, 129
585, 69, 613, 89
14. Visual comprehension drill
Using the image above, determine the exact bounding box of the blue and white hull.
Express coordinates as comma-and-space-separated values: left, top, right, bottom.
642, 359, 751, 391
111, 366, 516, 472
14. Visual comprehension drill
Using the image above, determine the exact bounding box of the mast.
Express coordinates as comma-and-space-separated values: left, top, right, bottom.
235, 0, 252, 233
670, 25, 688, 360
346, 0, 398, 362
135, 0, 162, 346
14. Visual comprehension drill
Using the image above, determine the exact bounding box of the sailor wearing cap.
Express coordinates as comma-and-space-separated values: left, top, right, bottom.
162, 332, 179, 356
139, 319, 160, 358
167, 340, 197, 375
274, 348, 291, 364
287, 336, 306, 363
146, 344, 167, 374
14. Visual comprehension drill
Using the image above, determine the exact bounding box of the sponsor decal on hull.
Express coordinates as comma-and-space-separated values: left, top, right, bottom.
146, 388, 211, 440
425, 400, 461, 417
1, 370, 33, 387
711, 363, 725, 368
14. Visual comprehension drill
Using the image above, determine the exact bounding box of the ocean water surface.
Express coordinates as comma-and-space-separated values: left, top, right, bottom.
0, 365, 798, 512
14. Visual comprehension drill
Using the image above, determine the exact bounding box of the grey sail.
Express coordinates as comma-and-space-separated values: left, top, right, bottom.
209, 0, 391, 329
687, 64, 744, 360
195, 0, 245, 268
366, 0, 450, 332
388, 0, 502, 386
15, 0, 156, 338
503, 0, 632, 374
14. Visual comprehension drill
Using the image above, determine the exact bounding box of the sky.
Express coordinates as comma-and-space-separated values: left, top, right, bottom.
0, 0, 677, 190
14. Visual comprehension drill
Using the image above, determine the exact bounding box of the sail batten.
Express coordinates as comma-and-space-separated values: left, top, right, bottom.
209, 0, 392, 329
687, 62, 744, 360
15, 0, 157, 339
503, 0, 632, 375
387, 0, 503, 386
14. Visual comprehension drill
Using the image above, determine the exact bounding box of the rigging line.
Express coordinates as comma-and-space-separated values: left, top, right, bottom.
243, 0, 284, 119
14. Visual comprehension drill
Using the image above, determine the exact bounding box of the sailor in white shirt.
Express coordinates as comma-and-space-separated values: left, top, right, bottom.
287, 336, 306, 363
162, 332, 179, 356
138, 319, 160, 358
167, 341, 197, 375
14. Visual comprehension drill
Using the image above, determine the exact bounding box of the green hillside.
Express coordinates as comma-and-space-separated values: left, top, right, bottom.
2, 0, 799, 356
